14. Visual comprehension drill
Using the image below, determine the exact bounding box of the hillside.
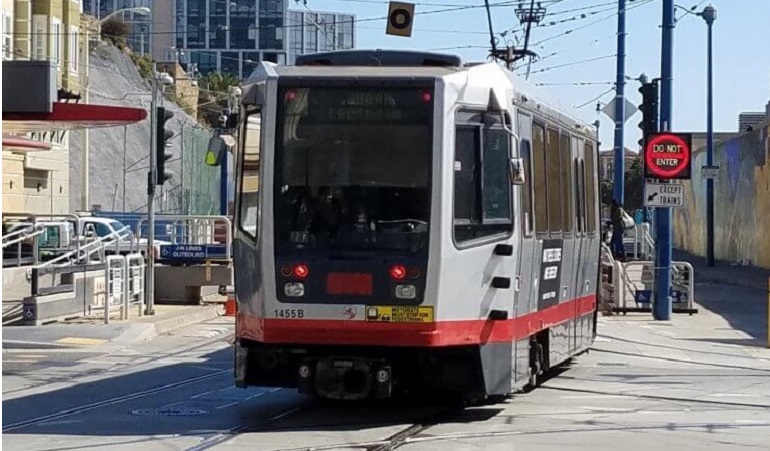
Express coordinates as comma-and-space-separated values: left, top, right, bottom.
69, 45, 221, 215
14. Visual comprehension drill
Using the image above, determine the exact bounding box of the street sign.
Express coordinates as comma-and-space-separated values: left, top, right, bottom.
644, 182, 685, 208
643, 132, 692, 180
159, 244, 228, 262
701, 165, 719, 179
23, 305, 35, 320
386, 2, 415, 37
601, 97, 638, 123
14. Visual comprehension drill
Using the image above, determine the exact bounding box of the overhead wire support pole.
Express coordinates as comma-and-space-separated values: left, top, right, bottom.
702, 5, 716, 267
654, 0, 676, 321
613, 0, 627, 205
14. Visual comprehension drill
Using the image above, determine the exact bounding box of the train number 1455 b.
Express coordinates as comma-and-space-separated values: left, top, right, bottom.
275, 309, 305, 319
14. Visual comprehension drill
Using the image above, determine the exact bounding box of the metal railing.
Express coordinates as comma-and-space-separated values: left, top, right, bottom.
136, 215, 232, 261
630, 223, 655, 260
37, 224, 136, 267
610, 260, 697, 315
2, 214, 86, 268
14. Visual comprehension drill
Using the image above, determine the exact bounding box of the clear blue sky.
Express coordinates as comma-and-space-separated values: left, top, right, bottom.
300, 0, 770, 151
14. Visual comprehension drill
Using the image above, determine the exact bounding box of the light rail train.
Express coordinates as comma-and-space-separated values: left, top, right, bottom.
232, 49, 601, 402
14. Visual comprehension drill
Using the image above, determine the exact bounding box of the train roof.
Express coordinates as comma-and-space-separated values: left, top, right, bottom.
244, 49, 596, 135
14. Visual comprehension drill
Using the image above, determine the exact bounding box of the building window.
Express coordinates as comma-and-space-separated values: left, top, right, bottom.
453, 111, 513, 245
51, 19, 61, 66
337, 15, 354, 49
33, 15, 47, 60
70, 26, 79, 73
2, 9, 12, 60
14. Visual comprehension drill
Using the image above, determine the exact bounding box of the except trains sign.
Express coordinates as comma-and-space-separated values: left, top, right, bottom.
643, 132, 692, 180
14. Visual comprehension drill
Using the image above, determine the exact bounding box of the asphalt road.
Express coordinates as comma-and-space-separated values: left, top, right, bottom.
3, 282, 770, 451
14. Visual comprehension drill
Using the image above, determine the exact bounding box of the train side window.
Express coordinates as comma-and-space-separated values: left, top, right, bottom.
519, 139, 534, 236
532, 123, 548, 234
546, 128, 562, 233
238, 112, 262, 240
482, 128, 512, 223
584, 141, 597, 233
559, 133, 574, 234
574, 157, 585, 234
453, 113, 512, 245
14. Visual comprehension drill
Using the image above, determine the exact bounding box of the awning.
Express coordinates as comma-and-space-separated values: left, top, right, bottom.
2, 102, 148, 133
1, 134, 53, 151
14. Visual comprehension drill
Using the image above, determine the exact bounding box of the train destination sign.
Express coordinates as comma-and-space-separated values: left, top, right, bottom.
643, 132, 692, 180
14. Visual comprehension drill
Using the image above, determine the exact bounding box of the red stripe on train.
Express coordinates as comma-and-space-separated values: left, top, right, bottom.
236, 294, 596, 347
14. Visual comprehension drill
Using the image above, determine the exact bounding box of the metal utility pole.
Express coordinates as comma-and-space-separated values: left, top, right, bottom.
80, 26, 90, 211
701, 5, 716, 267
145, 65, 159, 316
613, 0, 627, 205
654, 0, 675, 321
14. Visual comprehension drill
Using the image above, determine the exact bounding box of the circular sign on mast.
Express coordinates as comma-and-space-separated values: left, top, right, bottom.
643, 132, 693, 180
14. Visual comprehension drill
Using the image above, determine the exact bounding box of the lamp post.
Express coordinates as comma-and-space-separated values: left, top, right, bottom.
80, 6, 151, 212
701, 5, 716, 267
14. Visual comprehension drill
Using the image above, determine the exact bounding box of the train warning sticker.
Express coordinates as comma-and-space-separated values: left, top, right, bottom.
365, 306, 434, 323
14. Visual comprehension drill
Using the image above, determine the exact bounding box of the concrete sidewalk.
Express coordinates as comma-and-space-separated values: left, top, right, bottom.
1, 302, 227, 350
674, 248, 770, 292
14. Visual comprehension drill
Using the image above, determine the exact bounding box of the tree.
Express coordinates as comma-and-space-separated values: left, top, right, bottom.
100, 17, 130, 49
197, 73, 240, 127
600, 159, 644, 211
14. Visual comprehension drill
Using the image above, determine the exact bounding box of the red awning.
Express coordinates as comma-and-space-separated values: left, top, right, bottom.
1, 134, 53, 151
2, 102, 148, 133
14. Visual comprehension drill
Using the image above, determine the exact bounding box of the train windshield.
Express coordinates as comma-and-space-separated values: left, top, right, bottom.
274, 84, 433, 255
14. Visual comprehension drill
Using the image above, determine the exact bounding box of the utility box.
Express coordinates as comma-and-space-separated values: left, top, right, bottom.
2, 60, 57, 113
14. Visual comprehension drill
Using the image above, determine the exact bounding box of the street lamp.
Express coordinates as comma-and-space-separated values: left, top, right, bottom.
80, 6, 152, 213
700, 5, 716, 267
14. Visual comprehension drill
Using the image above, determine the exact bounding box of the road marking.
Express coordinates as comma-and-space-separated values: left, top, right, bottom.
55, 337, 107, 346
215, 402, 239, 410
707, 393, 761, 398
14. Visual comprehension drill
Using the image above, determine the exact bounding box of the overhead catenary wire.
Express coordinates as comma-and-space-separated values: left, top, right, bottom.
574, 87, 615, 109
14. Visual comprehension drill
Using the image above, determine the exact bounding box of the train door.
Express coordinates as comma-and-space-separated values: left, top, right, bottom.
558, 132, 577, 355
572, 138, 587, 351
234, 88, 266, 340
514, 112, 536, 387
582, 140, 601, 346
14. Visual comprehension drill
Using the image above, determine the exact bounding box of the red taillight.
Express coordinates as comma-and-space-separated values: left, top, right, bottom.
390, 265, 406, 280
293, 264, 309, 279
420, 90, 432, 103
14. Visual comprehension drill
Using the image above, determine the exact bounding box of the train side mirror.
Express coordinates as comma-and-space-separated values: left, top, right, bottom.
509, 158, 526, 185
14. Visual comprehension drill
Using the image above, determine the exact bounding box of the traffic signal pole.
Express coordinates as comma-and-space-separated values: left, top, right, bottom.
654, 0, 676, 321
612, 0, 627, 205
146, 66, 158, 316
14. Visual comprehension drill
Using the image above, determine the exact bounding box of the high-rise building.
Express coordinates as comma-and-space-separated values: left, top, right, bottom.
88, 1, 355, 79
83, 0, 152, 55
287, 9, 355, 65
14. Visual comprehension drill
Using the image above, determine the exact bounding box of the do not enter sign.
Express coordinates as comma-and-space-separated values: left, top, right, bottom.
643, 132, 693, 180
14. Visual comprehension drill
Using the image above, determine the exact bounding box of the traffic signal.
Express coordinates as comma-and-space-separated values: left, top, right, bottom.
637, 81, 659, 150
156, 106, 175, 185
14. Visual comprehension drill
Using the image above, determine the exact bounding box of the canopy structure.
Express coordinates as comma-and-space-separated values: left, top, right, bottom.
2, 102, 148, 133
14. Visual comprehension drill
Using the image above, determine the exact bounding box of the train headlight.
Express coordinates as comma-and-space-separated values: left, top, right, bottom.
284, 282, 305, 297
394, 284, 416, 299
